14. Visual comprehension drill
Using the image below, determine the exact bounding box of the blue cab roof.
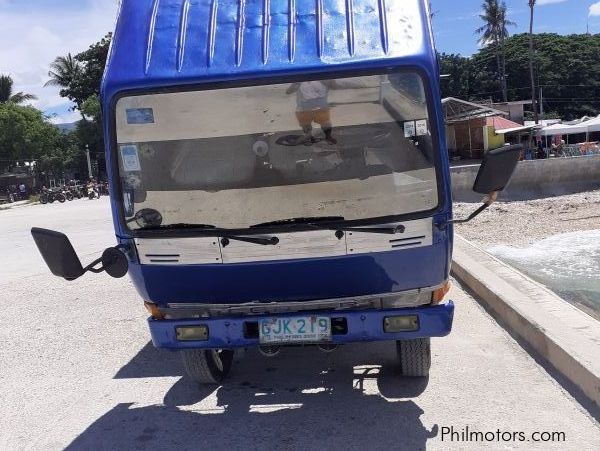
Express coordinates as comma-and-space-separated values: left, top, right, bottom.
102, 0, 436, 101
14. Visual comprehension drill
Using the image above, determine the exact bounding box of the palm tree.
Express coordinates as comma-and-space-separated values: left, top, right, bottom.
45, 53, 82, 91
528, 0, 539, 123
0, 75, 37, 104
476, 0, 515, 102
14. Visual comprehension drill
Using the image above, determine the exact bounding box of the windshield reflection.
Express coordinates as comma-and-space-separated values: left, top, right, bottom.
115, 72, 438, 230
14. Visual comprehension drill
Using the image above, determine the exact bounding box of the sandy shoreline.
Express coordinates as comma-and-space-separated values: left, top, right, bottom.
453, 189, 600, 248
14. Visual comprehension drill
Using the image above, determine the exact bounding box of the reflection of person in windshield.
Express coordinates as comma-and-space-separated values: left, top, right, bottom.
286, 81, 337, 145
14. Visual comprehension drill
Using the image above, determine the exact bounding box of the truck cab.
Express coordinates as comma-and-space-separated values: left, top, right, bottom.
32, 0, 520, 384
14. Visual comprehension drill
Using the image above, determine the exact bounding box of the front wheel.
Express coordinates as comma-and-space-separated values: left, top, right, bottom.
181, 349, 234, 385
396, 338, 431, 377
57, 194, 66, 203
39, 194, 48, 204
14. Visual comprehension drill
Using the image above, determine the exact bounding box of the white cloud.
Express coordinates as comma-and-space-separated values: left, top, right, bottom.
590, 2, 600, 16
0, 0, 118, 112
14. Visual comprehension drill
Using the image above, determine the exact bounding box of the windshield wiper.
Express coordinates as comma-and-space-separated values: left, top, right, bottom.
251, 216, 345, 228
251, 217, 405, 235
137, 223, 279, 246
328, 224, 405, 234
139, 223, 217, 230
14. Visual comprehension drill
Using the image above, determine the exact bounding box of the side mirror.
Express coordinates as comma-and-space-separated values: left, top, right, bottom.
126, 208, 163, 229
473, 144, 522, 194
31, 228, 85, 280
31, 227, 129, 281
447, 144, 522, 226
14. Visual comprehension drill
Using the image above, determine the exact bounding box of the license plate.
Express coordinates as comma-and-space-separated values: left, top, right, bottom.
259, 316, 331, 344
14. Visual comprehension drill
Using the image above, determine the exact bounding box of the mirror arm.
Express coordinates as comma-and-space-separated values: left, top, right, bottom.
82, 245, 129, 275
443, 191, 499, 228
84, 257, 105, 274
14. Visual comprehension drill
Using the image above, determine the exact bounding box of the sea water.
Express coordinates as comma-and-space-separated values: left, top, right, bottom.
488, 230, 600, 320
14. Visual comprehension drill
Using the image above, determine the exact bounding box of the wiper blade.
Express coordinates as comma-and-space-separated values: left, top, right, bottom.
251, 216, 345, 228
250, 216, 404, 235
137, 223, 279, 246
138, 223, 217, 231
330, 224, 406, 235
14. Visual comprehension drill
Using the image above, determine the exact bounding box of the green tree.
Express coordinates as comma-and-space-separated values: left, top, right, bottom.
44, 54, 83, 108
47, 34, 112, 177
36, 131, 86, 177
0, 75, 37, 104
475, 0, 515, 102
439, 33, 600, 121
47, 33, 112, 110
439, 54, 476, 100
0, 102, 87, 177
0, 103, 60, 171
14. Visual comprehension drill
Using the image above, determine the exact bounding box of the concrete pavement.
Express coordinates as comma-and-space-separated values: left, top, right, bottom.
0, 199, 598, 450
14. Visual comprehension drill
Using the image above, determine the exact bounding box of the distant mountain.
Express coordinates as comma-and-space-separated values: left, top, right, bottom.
55, 122, 78, 133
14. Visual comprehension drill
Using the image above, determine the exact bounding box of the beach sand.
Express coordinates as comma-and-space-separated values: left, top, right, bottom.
453, 189, 600, 247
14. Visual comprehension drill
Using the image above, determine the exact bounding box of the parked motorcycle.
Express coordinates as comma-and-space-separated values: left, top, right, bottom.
63, 188, 74, 201
40, 189, 66, 204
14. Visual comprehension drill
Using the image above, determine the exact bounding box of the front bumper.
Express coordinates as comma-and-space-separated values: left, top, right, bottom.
148, 301, 454, 349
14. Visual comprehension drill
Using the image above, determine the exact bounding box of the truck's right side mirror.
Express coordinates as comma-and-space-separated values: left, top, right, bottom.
473, 144, 522, 194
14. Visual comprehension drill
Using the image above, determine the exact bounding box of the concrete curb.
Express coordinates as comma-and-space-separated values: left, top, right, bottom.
451, 235, 600, 407
0, 200, 38, 211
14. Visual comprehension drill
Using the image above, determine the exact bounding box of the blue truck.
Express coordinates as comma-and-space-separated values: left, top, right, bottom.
32, 0, 520, 384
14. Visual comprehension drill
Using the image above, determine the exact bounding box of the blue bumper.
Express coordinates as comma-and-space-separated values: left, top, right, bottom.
148, 302, 454, 349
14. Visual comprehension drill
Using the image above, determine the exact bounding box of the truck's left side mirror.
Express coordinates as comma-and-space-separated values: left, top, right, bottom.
447, 144, 522, 227
473, 144, 522, 195
31, 227, 129, 281
31, 228, 85, 280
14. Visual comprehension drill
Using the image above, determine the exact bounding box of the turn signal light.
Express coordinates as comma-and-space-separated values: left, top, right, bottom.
144, 301, 165, 320
432, 281, 451, 304
176, 326, 209, 341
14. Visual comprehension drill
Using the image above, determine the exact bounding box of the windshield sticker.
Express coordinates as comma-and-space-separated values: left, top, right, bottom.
126, 108, 155, 124
404, 121, 416, 138
120, 145, 141, 172
416, 119, 428, 136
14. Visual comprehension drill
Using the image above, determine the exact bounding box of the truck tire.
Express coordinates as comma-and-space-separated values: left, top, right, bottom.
181, 349, 234, 385
396, 338, 431, 377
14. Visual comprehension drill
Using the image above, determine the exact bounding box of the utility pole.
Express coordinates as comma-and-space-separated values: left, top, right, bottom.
528, 1, 539, 124
85, 144, 92, 179
539, 86, 544, 121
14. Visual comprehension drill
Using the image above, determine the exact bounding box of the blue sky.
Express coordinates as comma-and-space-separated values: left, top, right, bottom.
0, 0, 599, 123
432, 0, 600, 55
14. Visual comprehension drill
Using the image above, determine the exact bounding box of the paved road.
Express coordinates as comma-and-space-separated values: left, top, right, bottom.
0, 200, 598, 450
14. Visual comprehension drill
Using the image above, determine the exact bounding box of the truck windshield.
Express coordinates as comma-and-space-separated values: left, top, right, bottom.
115, 72, 439, 231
